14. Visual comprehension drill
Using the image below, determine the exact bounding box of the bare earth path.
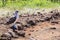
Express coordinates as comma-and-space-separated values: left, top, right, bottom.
14, 22, 60, 40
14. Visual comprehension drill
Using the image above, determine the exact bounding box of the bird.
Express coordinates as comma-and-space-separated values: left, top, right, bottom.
5, 11, 19, 25
10, 24, 17, 31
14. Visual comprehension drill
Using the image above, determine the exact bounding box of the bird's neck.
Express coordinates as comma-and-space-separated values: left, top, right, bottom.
15, 14, 19, 18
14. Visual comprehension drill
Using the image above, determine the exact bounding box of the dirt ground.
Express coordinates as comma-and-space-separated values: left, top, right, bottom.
0, 9, 60, 40
14, 22, 60, 40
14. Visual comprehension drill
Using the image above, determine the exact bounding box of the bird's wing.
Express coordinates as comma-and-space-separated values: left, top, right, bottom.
6, 17, 16, 24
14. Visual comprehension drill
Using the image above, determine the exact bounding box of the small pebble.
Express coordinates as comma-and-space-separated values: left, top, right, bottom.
50, 27, 56, 30
30, 30, 34, 32
36, 30, 38, 32
28, 34, 31, 36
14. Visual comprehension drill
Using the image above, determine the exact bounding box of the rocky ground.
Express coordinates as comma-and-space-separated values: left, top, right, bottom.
0, 9, 60, 40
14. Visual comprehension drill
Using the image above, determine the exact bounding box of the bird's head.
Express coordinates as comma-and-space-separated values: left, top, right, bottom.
15, 11, 19, 14
14, 11, 19, 18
